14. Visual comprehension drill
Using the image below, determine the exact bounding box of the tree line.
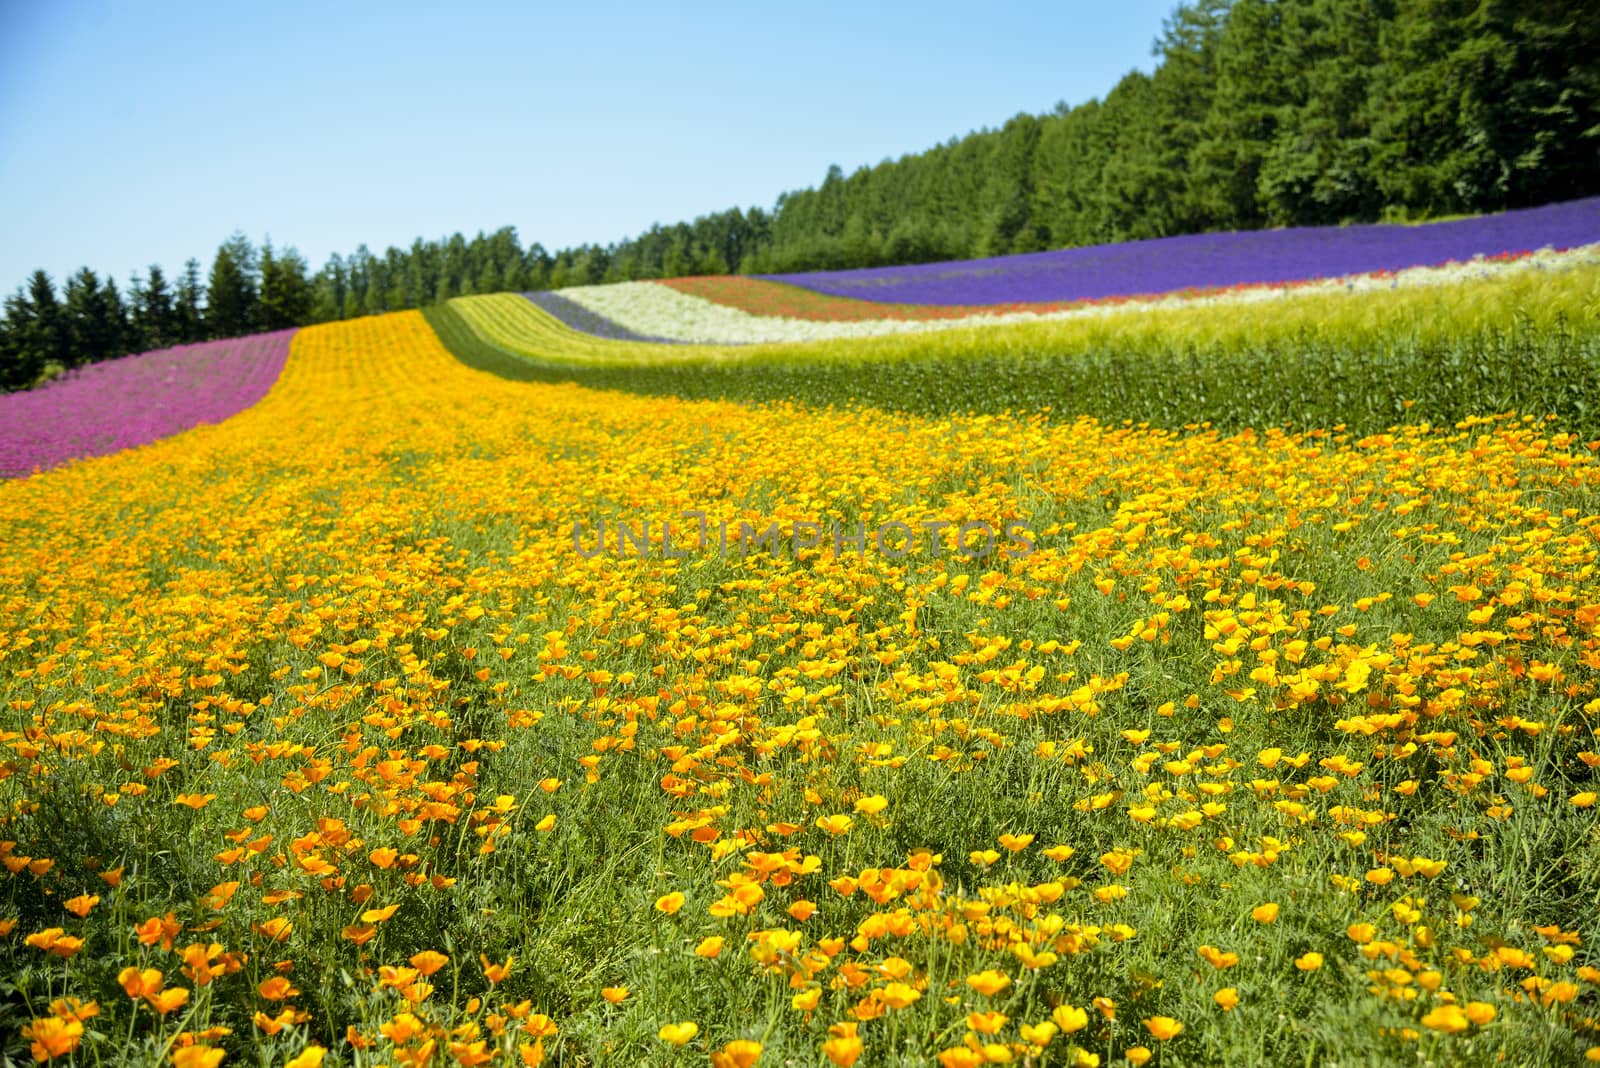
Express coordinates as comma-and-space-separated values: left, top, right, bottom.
690, 0, 1600, 275
0, 228, 555, 389
4, 0, 1595, 389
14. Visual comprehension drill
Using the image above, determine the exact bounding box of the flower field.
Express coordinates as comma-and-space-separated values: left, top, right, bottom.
542, 245, 1600, 346
757, 196, 1600, 305
523, 292, 687, 345
0, 331, 295, 478
3, 289, 1600, 1066
659, 248, 1588, 328
431, 255, 1600, 442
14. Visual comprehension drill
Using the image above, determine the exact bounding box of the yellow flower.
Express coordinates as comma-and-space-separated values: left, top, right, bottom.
816, 814, 854, 835
255, 917, 293, 942
341, 924, 377, 945
1100, 850, 1134, 875
966, 970, 1011, 997
149, 986, 190, 1014
1251, 902, 1279, 923
695, 936, 725, 958
119, 968, 164, 999
1019, 1021, 1058, 1047
409, 950, 449, 977
998, 833, 1034, 853
655, 891, 686, 915
1143, 1016, 1183, 1041
713, 1042, 761, 1068
967, 1010, 1009, 1034
1125, 1048, 1152, 1066
285, 1047, 326, 1068
22, 1016, 84, 1061
1214, 988, 1240, 1011
1295, 952, 1324, 972
881, 983, 921, 1009
823, 1031, 864, 1066
853, 795, 888, 815
710, 1039, 762, 1068
63, 894, 99, 918
658, 1021, 699, 1047
171, 1046, 225, 1068
257, 977, 299, 1001
1052, 1004, 1089, 1033
601, 986, 629, 1004
1420, 1004, 1469, 1034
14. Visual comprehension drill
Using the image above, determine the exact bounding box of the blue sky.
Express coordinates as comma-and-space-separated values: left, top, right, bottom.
0, 1, 1175, 289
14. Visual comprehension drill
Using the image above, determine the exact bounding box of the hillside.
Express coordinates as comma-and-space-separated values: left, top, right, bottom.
5, 0, 1598, 394
4, 289, 1599, 1064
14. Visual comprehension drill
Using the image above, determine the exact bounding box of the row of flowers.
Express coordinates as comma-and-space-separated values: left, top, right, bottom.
0, 330, 294, 479
757, 195, 1600, 304
544, 243, 1600, 345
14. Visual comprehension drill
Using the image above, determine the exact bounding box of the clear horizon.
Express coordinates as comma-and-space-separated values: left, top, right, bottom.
0, 1, 1171, 290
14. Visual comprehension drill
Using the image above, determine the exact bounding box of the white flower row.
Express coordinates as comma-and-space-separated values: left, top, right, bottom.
551, 242, 1600, 346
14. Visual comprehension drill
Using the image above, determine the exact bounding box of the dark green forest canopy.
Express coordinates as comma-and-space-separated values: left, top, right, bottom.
3, 0, 1596, 388
542, 0, 1599, 279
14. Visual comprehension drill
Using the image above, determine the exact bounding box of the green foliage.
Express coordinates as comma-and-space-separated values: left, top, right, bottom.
129, 264, 180, 351
0, 271, 69, 389
175, 258, 206, 344
257, 241, 314, 330
744, 0, 1598, 267
63, 268, 129, 369
205, 232, 259, 340
426, 265, 1600, 440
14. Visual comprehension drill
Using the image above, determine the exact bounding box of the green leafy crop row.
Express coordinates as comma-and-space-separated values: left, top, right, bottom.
425, 264, 1600, 437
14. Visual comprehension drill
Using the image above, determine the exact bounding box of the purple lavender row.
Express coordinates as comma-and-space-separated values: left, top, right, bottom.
761, 196, 1600, 306
523, 291, 687, 344
0, 329, 295, 479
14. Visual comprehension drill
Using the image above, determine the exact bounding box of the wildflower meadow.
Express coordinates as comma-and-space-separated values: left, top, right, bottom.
3, 214, 1600, 1068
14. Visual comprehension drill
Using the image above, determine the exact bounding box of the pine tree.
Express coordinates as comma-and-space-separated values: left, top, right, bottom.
100, 276, 130, 358
206, 233, 258, 339
64, 268, 118, 367
176, 259, 205, 343
132, 264, 178, 350
310, 255, 347, 323
257, 241, 277, 329
26, 271, 70, 375
475, 260, 504, 295
1, 285, 41, 389
259, 244, 313, 329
